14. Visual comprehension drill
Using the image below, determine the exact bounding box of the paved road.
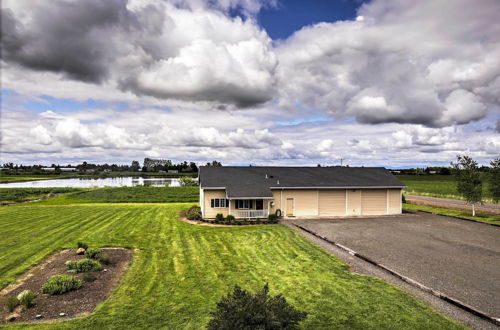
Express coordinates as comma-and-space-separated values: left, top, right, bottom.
407, 195, 500, 215
288, 213, 500, 318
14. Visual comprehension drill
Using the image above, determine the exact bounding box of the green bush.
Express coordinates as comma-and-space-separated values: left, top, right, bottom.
77, 241, 88, 250
207, 284, 307, 330
186, 206, 202, 220
215, 213, 224, 221
66, 259, 102, 273
85, 248, 103, 260
42, 275, 82, 295
17, 290, 35, 308
179, 176, 198, 186
4, 297, 19, 312
83, 273, 97, 282
226, 215, 235, 222
268, 213, 278, 223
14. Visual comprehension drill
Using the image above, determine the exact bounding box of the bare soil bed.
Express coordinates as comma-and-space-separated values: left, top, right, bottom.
0, 248, 132, 324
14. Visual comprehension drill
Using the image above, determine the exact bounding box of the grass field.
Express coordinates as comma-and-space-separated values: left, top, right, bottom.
403, 203, 500, 225
0, 203, 463, 329
0, 176, 67, 184
0, 188, 82, 204
397, 175, 494, 201
34, 186, 199, 204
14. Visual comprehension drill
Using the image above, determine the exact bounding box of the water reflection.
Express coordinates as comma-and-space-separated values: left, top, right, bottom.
0, 177, 181, 188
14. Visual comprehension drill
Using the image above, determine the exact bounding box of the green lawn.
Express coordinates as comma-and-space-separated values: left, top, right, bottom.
0, 188, 83, 204
0, 203, 463, 329
397, 175, 494, 202
33, 186, 199, 204
0, 176, 65, 184
403, 203, 500, 225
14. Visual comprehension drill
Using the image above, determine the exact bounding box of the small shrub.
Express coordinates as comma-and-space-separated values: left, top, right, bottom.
77, 241, 88, 250
226, 214, 235, 222
83, 273, 97, 282
4, 297, 19, 313
100, 256, 111, 265
85, 248, 103, 260
179, 176, 198, 186
17, 290, 35, 308
268, 213, 278, 223
186, 206, 202, 220
66, 259, 102, 273
42, 275, 82, 295
215, 213, 224, 221
207, 284, 307, 330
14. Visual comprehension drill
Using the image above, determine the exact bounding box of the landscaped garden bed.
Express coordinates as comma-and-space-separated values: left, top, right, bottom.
180, 206, 279, 226
0, 247, 131, 323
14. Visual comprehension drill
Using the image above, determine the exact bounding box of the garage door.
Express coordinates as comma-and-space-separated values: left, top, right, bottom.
361, 189, 387, 215
319, 190, 346, 216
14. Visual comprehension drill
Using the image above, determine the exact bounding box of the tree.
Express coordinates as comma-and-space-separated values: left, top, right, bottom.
207, 284, 307, 330
451, 155, 483, 216
131, 160, 140, 172
489, 158, 500, 203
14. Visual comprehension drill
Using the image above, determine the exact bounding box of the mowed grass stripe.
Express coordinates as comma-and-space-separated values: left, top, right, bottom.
0, 204, 464, 329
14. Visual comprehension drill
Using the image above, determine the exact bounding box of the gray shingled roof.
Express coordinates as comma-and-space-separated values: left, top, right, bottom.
199, 166, 405, 198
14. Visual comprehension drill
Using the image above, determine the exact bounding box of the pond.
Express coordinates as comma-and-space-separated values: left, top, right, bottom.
0, 177, 182, 188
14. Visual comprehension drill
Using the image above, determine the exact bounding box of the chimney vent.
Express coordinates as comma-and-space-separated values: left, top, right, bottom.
265, 174, 268, 179
277, 179, 280, 185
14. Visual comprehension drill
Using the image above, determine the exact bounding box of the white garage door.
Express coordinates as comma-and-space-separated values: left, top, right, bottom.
361, 189, 387, 215
319, 190, 346, 216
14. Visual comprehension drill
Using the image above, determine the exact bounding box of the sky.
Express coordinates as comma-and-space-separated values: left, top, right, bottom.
1, 0, 499, 168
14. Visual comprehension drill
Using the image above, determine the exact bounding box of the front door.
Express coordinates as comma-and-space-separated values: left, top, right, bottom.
256, 199, 263, 210
286, 198, 294, 216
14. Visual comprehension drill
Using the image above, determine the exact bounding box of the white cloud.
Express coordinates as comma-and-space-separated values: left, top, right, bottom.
275, 0, 500, 126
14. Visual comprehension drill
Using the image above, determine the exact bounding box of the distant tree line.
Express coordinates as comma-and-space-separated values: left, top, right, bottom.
1, 159, 226, 174
141, 158, 198, 172
392, 165, 494, 175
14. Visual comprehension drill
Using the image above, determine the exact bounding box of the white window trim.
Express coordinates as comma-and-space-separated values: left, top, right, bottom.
211, 198, 228, 208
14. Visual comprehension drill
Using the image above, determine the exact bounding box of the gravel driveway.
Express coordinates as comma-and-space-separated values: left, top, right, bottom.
288, 212, 500, 318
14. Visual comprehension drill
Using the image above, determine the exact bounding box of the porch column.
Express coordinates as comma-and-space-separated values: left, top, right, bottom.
229, 199, 232, 217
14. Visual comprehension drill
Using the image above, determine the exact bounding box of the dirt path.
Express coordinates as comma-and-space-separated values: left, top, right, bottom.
407, 195, 500, 215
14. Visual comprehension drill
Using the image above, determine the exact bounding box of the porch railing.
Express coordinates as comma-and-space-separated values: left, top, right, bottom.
232, 210, 268, 219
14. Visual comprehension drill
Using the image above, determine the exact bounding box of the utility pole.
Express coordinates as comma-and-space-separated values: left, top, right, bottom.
340, 158, 343, 166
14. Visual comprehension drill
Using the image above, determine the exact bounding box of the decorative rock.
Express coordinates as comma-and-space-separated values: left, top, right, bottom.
76, 248, 86, 255
35, 314, 43, 319
59, 313, 66, 317
6, 312, 20, 322
103, 268, 108, 272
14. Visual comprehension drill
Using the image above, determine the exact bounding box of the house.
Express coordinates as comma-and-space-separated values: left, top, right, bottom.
199, 166, 405, 219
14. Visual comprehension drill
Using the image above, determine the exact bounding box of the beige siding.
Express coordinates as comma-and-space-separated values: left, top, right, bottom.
361, 189, 387, 215
346, 189, 361, 215
282, 190, 318, 216
388, 189, 402, 214
319, 190, 346, 215
203, 189, 228, 218
270, 190, 282, 215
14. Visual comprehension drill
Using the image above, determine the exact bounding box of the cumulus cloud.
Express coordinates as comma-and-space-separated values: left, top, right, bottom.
1, 0, 277, 107
276, 0, 500, 126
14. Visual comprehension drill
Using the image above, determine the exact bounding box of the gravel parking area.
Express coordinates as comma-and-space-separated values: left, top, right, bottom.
288, 212, 500, 319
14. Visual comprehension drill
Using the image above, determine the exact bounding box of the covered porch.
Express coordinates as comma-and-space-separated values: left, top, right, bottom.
229, 198, 273, 219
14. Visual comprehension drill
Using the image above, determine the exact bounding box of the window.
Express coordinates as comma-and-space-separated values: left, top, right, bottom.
236, 200, 253, 209
211, 198, 228, 208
